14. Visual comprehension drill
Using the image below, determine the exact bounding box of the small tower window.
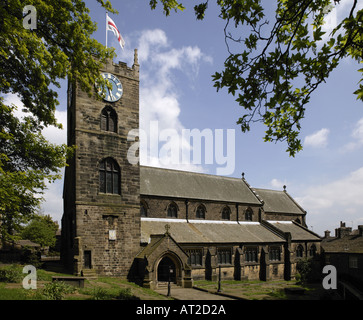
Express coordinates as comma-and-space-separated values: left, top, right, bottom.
99, 158, 120, 194
101, 106, 117, 132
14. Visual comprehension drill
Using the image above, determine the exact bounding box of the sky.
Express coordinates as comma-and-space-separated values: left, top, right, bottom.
6, 0, 363, 237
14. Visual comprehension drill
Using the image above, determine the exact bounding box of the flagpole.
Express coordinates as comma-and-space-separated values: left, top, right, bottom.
105, 11, 108, 48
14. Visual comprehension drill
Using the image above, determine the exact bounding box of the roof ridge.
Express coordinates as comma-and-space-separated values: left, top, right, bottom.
140, 165, 244, 182
241, 175, 264, 205
252, 187, 284, 193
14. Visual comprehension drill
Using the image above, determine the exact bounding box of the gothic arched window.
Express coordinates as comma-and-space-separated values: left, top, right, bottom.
196, 204, 206, 219
309, 244, 317, 257
167, 202, 178, 218
222, 206, 231, 220
99, 158, 120, 194
245, 208, 253, 221
140, 201, 148, 217
101, 106, 117, 133
296, 245, 304, 258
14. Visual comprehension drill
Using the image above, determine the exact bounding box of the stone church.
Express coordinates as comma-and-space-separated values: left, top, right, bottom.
61, 52, 321, 289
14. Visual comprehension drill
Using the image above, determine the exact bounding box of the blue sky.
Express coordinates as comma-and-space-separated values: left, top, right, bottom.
10, 0, 363, 236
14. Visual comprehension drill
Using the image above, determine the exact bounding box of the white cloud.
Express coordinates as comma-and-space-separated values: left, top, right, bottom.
295, 167, 363, 234
3, 93, 67, 145
321, 1, 363, 38
304, 128, 330, 148
40, 174, 65, 224
270, 178, 287, 190
42, 110, 67, 145
134, 29, 212, 172
297, 167, 363, 210
340, 117, 363, 152
352, 118, 363, 142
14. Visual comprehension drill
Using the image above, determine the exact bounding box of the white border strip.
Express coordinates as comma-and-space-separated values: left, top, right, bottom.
267, 220, 293, 224
141, 217, 260, 225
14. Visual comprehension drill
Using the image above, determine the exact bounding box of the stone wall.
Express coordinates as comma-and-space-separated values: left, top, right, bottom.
141, 196, 261, 222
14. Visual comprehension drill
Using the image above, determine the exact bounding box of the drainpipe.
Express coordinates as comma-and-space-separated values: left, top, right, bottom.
185, 199, 189, 223
236, 203, 239, 224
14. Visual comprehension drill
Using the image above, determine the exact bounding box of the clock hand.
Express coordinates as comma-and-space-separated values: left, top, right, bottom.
109, 90, 115, 100
107, 87, 114, 100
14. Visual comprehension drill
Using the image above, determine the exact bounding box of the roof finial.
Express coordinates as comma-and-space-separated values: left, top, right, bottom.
242, 172, 245, 179
283, 185, 286, 192
165, 224, 170, 234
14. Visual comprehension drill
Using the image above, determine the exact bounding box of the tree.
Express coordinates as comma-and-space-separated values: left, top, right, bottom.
150, 0, 363, 156
21, 214, 59, 248
0, 0, 117, 242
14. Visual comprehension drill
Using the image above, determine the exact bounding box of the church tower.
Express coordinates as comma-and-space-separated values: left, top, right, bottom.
62, 51, 141, 277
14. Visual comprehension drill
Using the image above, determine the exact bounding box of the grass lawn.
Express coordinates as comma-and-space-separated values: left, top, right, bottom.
0, 263, 338, 300
193, 279, 334, 300
0, 263, 171, 300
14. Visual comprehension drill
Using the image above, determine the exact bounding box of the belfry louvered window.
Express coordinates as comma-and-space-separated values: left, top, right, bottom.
101, 106, 117, 132
99, 158, 120, 194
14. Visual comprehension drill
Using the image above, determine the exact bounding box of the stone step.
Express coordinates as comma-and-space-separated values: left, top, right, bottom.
157, 282, 178, 288
81, 269, 98, 280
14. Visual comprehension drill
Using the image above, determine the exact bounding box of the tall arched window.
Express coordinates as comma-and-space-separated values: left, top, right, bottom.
101, 106, 117, 132
99, 158, 120, 194
296, 244, 304, 258
222, 206, 231, 220
245, 208, 253, 221
167, 202, 178, 218
309, 244, 317, 257
196, 204, 206, 219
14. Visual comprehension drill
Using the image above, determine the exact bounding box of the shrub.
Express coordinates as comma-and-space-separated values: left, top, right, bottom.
0, 265, 22, 283
117, 288, 139, 300
296, 258, 312, 284
41, 281, 75, 300
92, 287, 112, 300
90, 287, 139, 300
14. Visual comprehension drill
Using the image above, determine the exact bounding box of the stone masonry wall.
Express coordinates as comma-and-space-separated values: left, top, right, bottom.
141, 196, 261, 222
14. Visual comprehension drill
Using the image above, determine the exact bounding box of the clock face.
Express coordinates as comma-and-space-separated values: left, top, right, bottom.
96, 72, 123, 102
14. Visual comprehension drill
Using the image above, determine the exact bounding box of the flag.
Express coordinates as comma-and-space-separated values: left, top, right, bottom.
106, 14, 125, 50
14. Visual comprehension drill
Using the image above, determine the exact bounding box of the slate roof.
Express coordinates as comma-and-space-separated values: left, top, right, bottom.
140, 166, 261, 205
141, 218, 285, 244
253, 188, 305, 215
266, 221, 321, 241
321, 236, 363, 253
